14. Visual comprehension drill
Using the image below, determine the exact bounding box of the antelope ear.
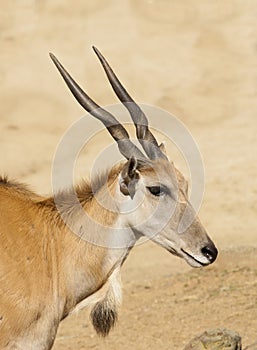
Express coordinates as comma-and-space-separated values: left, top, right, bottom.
159, 142, 167, 155
119, 156, 139, 199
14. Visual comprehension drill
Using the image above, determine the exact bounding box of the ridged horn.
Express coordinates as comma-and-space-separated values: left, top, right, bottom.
92, 46, 167, 160
49, 53, 147, 161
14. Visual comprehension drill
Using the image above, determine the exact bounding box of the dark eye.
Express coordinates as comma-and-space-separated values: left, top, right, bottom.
147, 186, 165, 197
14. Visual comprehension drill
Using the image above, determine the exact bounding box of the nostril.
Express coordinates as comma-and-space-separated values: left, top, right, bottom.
201, 245, 218, 263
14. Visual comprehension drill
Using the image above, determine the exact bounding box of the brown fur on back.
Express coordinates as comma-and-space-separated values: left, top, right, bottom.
38, 163, 125, 217
0, 175, 43, 201
0, 163, 124, 214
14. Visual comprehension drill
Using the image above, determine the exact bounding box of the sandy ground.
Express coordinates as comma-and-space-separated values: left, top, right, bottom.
0, 1, 257, 349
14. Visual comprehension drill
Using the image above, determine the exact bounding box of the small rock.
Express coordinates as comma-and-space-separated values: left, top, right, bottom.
183, 328, 242, 350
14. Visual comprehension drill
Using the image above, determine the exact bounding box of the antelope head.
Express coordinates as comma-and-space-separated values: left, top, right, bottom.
50, 47, 218, 268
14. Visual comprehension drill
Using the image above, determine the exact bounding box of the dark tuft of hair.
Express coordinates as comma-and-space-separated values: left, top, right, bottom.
0, 175, 9, 184
90, 300, 118, 337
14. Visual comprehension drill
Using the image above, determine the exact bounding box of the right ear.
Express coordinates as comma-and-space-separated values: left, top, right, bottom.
159, 142, 167, 155
119, 156, 140, 199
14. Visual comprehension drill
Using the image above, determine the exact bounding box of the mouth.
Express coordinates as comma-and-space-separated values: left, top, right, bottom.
167, 246, 181, 257
163, 239, 212, 267
181, 248, 209, 267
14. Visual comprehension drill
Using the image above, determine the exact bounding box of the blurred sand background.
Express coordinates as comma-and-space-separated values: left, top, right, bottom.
0, 1, 257, 349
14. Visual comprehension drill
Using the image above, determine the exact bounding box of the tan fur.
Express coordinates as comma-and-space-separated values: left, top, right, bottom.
0, 169, 125, 349
0, 155, 216, 350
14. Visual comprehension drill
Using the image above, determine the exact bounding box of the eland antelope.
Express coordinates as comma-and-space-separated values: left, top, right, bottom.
0, 47, 217, 350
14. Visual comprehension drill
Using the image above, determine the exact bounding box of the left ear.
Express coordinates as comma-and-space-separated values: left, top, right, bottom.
119, 156, 140, 199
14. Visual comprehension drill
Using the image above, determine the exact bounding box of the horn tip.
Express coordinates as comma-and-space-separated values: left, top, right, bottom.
92, 46, 99, 55
49, 52, 58, 64
92, 46, 104, 61
49, 53, 64, 73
